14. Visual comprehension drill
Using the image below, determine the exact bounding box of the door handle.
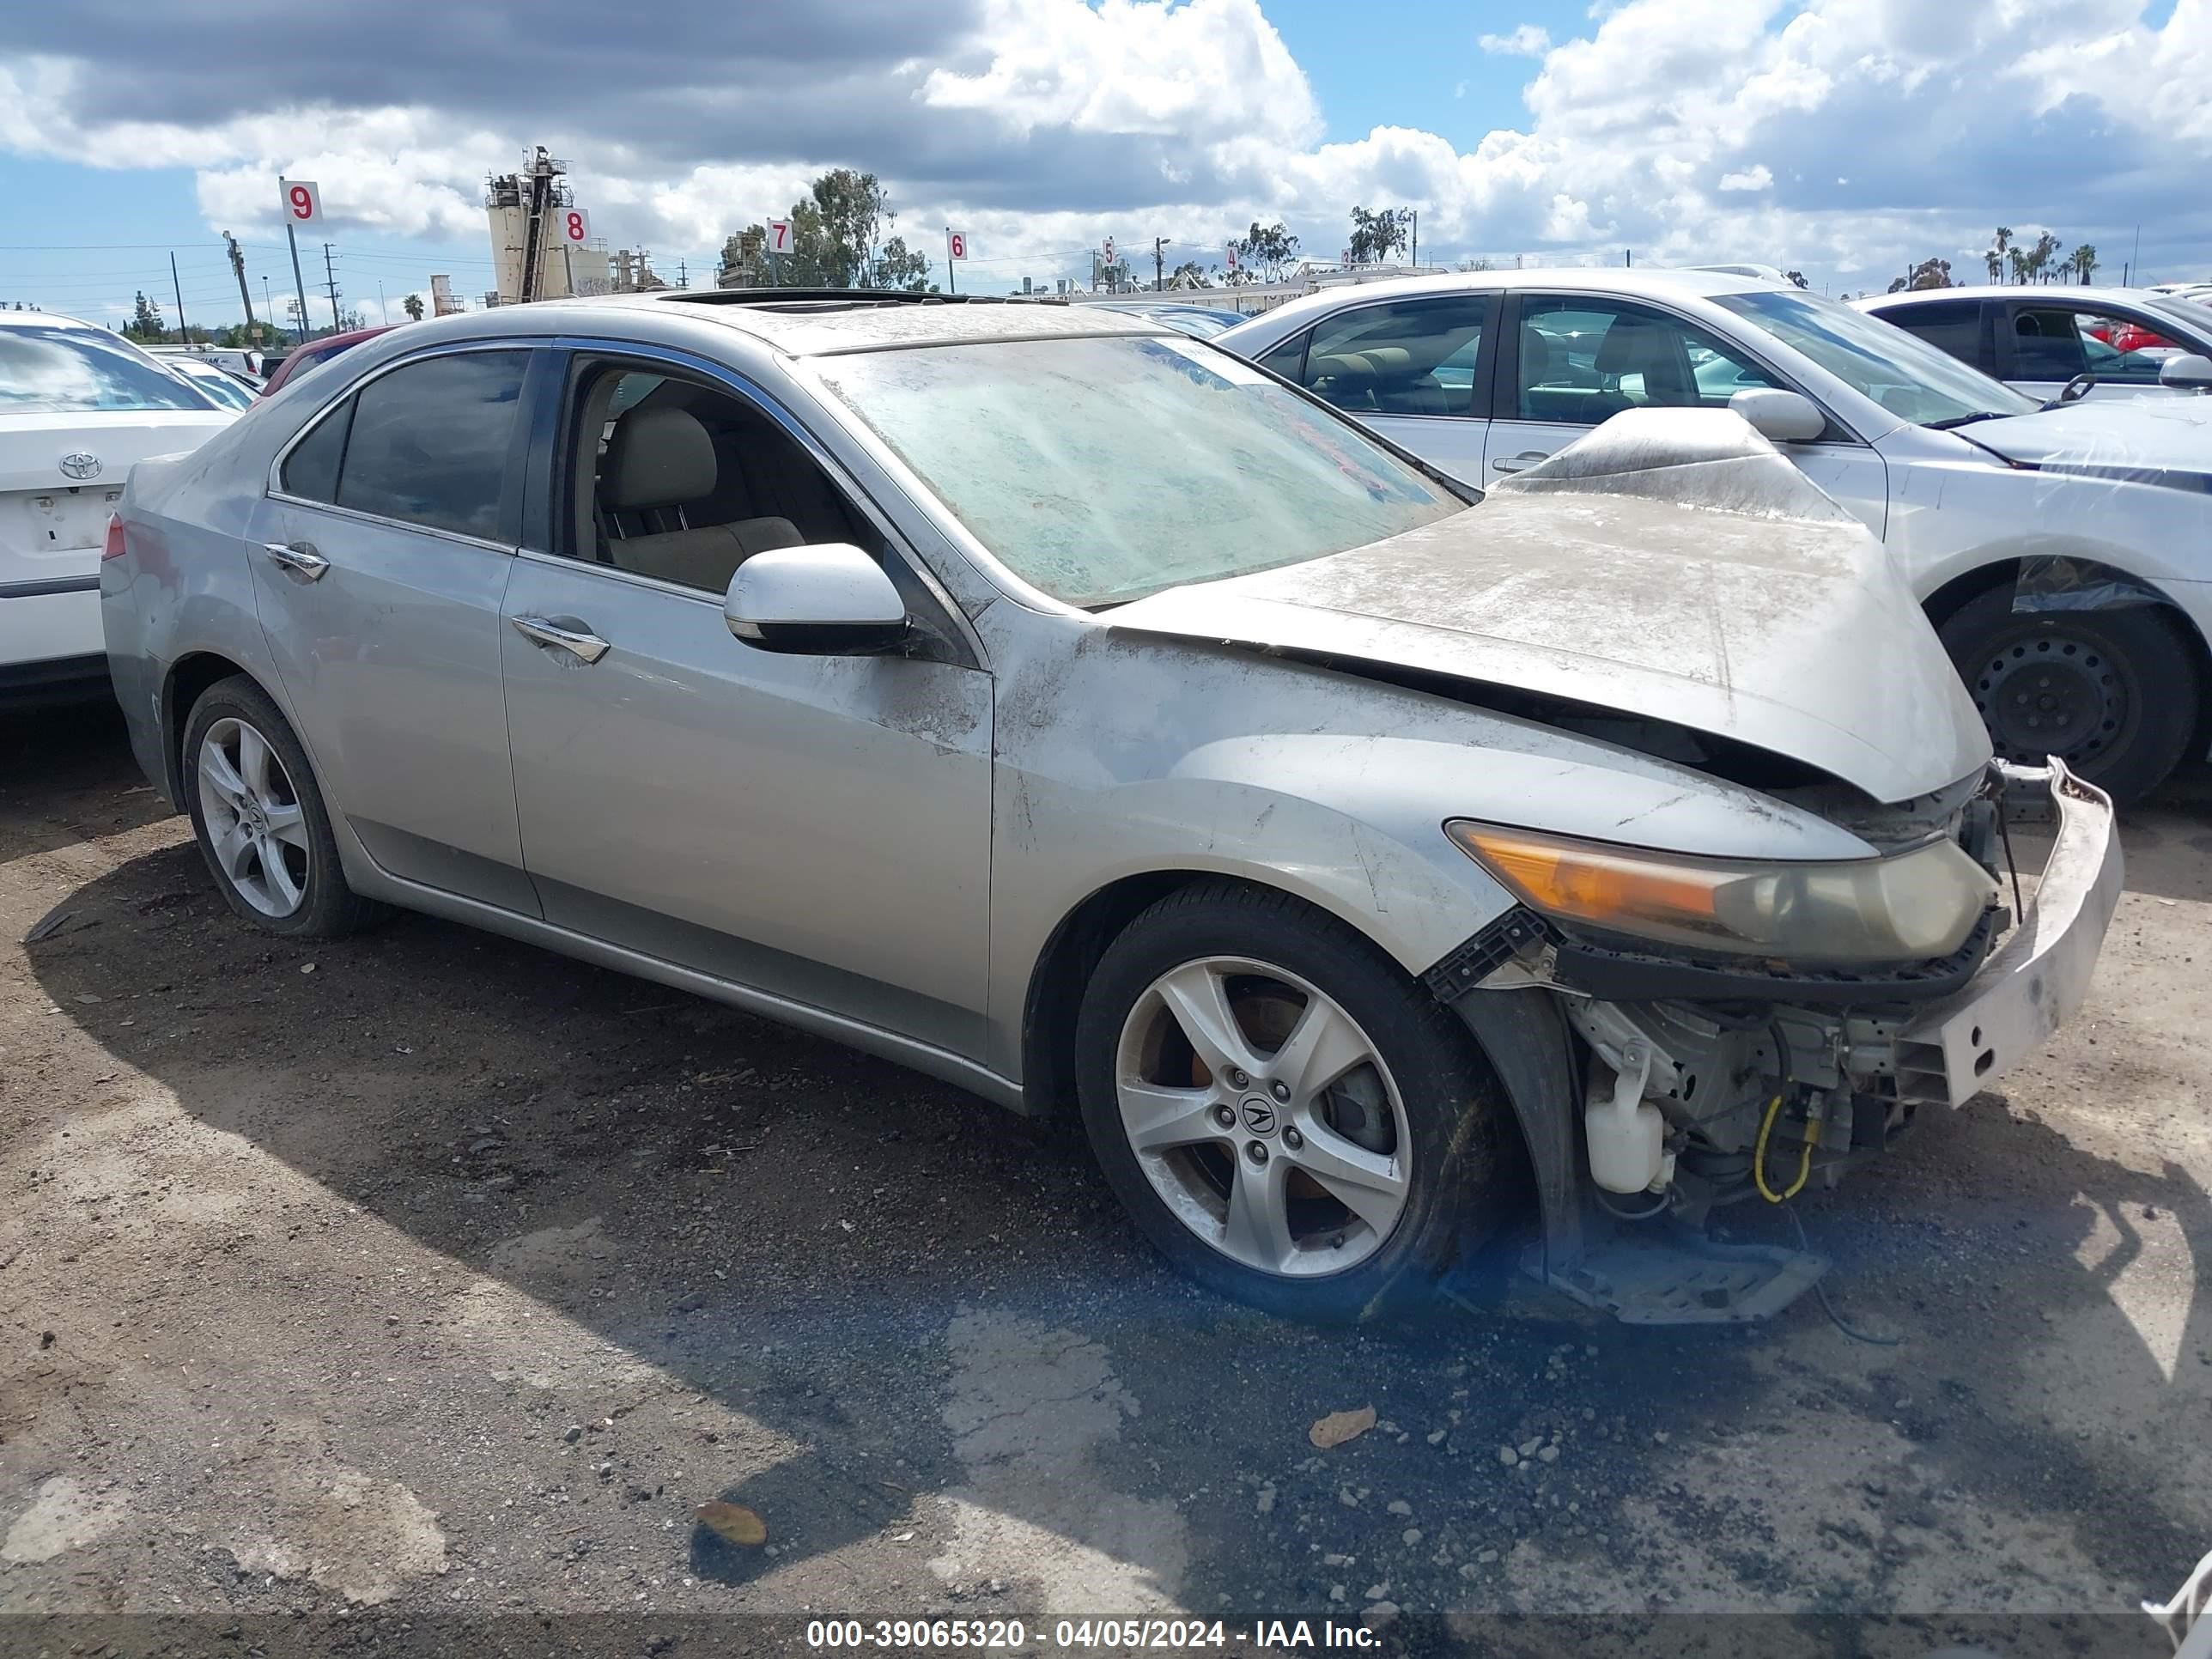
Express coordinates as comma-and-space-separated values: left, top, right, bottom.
1491, 451, 1552, 475
260, 541, 329, 581
511, 614, 611, 665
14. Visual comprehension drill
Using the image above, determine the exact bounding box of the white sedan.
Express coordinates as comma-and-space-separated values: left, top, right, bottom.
1217, 268, 2212, 805
2, 312, 233, 697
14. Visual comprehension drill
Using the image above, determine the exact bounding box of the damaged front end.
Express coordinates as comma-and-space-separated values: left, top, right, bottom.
1435, 757, 2120, 1325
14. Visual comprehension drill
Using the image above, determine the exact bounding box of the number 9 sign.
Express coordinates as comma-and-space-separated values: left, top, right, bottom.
280, 179, 322, 224
562, 208, 591, 245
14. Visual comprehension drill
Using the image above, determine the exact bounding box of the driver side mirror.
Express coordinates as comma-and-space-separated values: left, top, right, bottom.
724, 544, 910, 655
2158, 353, 2212, 392
1728, 387, 1826, 442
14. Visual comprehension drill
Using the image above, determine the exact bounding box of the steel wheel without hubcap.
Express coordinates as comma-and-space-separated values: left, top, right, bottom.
1968, 627, 2130, 769
1114, 956, 1411, 1278
197, 716, 311, 918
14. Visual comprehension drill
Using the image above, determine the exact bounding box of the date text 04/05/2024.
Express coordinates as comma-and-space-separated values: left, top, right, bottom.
805, 1618, 1381, 1649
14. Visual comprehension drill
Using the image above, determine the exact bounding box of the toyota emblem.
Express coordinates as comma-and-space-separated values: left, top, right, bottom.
58, 453, 102, 481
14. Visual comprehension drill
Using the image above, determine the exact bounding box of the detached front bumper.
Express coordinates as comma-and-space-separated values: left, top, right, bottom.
1893, 758, 2122, 1107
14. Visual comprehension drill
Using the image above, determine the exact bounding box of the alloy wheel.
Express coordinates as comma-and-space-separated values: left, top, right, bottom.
1114, 956, 1411, 1278
197, 716, 311, 919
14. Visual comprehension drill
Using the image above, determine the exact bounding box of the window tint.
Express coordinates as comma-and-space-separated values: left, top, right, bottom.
1300, 296, 1488, 416
280, 399, 353, 501
2062, 310, 2171, 382
334, 351, 526, 539
1516, 299, 1776, 424
0, 326, 215, 414
1888, 301, 1984, 368
1257, 331, 1308, 383
2009, 308, 2090, 381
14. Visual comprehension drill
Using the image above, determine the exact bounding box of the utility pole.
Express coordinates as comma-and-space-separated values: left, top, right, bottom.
169, 252, 190, 344
378, 279, 387, 325
279, 174, 312, 344
1153, 236, 1171, 291
1409, 210, 1418, 270
223, 232, 257, 340
322, 243, 341, 331
2130, 224, 2140, 287
678, 258, 688, 288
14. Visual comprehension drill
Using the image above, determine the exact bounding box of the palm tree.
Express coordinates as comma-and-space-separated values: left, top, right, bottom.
2030, 231, 2061, 283
2071, 243, 2097, 283
1984, 247, 2002, 282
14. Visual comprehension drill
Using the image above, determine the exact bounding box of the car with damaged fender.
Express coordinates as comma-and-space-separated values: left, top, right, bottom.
1218, 269, 2212, 805
102, 292, 2119, 1325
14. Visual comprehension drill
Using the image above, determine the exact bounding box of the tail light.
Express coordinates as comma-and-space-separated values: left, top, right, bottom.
102, 514, 128, 561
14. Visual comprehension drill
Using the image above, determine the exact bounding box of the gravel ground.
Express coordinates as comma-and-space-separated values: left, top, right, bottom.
3, 703, 2209, 1656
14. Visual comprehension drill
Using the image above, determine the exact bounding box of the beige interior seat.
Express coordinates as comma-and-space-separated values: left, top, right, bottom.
599, 405, 803, 593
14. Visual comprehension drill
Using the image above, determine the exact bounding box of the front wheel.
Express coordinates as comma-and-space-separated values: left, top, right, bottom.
1938, 586, 2200, 806
1074, 881, 1513, 1323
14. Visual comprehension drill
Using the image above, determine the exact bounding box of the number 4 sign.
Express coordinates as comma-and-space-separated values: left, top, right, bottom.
279, 179, 322, 224
767, 219, 793, 255
562, 208, 591, 245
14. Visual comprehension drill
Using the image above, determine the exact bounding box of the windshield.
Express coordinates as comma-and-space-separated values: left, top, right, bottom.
172, 362, 254, 410
815, 333, 1464, 606
1717, 289, 2039, 427
2142, 295, 2212, 346
0, 326, 218, 414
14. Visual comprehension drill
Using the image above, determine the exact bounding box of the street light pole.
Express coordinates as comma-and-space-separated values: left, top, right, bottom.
1154, 235, 1171, 291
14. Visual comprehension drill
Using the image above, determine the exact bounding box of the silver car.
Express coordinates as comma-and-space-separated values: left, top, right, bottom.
102, 293, 2118, 1325
1218, 269, 2212, 805
1856, 284, 2212, 403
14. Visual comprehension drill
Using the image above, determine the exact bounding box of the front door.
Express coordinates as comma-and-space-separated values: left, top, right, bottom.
249, 345, 538, 912
1269, 294, 1495, 486
1999, 301, 2190, 402
1485, 293, 1891, 538
498, 352, 994, 1059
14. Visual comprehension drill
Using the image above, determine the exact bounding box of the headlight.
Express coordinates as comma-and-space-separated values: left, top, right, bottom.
1445, 822, 1997, 965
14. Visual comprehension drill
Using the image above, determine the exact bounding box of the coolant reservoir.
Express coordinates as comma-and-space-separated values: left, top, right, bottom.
1586, 1043, 1664, 1194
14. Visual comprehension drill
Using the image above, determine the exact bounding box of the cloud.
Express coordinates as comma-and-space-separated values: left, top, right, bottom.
1479, 25, 1553, 56
2, 0, 2209, 302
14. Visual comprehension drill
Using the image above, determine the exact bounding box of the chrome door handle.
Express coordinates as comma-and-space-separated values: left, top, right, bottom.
511, 615, 611, 664
261, 541, 329, 580
1491, 451, 1552, 474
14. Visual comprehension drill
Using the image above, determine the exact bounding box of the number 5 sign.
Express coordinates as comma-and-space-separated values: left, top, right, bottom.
767, 218, 793, 255
280, 179, 322, 225
561, 208, 591, 245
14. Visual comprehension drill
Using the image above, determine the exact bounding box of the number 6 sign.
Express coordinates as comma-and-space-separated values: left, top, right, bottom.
767, 218, 793, 255
280, 179, 322, 225
562, 208, 591, 245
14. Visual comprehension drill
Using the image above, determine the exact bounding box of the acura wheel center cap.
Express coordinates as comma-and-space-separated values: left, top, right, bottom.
1238, 1096, 1277, 1135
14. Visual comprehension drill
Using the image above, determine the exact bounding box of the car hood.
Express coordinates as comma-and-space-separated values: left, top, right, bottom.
1109, 409, 1991, 805
1958, 395, 2212, 489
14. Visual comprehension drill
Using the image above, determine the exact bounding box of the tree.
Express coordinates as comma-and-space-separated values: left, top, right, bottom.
2070, 243, 2097, 284
1346, 205, 1409, 264
1784, 270, 1810, 289
1908, 256, 1953, 289
721, 168, 911, 289
403, 292, 425, 321
1985, 227, 2012, 283
1166, 258, 1211, 289
1887, 276, 1910, 294
869, 234, 933, 292
1230, 220, 1300, 283
126, 291, 165, 342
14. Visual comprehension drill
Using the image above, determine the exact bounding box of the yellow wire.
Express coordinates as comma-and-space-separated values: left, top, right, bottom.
1753, 1092, 1819, 1204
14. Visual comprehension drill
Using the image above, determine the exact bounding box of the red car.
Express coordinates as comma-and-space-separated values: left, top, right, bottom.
257, 325, 394, 395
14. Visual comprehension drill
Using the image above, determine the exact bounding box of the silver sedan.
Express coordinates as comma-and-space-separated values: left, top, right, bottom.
102, 293, 2117, 1325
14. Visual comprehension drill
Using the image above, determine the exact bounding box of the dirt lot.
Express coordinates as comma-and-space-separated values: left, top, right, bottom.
3, 702, 2210, 1656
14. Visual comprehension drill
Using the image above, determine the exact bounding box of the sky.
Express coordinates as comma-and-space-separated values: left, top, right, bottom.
1, 0, 2207, 333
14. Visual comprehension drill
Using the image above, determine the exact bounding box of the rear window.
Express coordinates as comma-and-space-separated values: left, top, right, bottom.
0, 326, 216, 414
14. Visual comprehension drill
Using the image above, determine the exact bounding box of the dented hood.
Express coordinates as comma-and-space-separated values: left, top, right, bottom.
1109, 410, 1991, 805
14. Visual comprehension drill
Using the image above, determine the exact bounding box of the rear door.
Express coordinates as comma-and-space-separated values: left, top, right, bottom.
1875, 299, 1996, 378
1484, 291, 1891, 538
249, 344, 539, 912
1996, 300, 2188, 400
1261, 295, 1494, 485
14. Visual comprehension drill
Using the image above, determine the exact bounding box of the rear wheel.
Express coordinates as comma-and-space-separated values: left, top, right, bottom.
1938, 585, 2199, 806
1075, 881, 1512, 1323
183, 676, 383, 937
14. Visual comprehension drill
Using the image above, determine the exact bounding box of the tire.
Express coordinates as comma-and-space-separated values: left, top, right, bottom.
181, 675, 384, 938
1938, 585, 2200, 807
1074, 879, 1513, 1323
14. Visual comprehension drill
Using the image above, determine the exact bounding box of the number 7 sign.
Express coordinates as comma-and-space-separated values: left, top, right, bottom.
767, 219, 793, 255
562, 208, 591, 245
279, 179, 322, 225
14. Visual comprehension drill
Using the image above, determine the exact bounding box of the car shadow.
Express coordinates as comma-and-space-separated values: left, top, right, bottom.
0, 702, 174, 869
13, 763, 2211, 1620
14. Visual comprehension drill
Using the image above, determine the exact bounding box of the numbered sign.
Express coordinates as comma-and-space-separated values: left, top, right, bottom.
948, 230, 969, 261
1102, 236, 1115, 264
1224, 243, 1238, 270
280, 179, 323, 225
561, 208, 592, 245
767, 218, 793, 255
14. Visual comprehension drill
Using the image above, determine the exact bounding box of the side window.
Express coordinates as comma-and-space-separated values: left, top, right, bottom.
278, 399, 353, 502
1516, 299, 1776, 424
1300, 297, 1489, 416
1887, 301, 1985, 370
2009, 308, 2091, 381
1257, 330, 1309, 384
334, 351, 527, 540
565, 361, 872, 598
2068, 309, 2171, 383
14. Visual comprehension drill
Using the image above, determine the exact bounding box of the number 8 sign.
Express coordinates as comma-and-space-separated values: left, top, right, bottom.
562, 209, 591, 245
280, 179, 322, 224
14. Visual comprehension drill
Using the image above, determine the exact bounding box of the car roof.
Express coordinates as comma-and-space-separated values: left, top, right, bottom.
1860, 285, 2171, 309
0, 309, 104, 332
1216, 265, 1782, 338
